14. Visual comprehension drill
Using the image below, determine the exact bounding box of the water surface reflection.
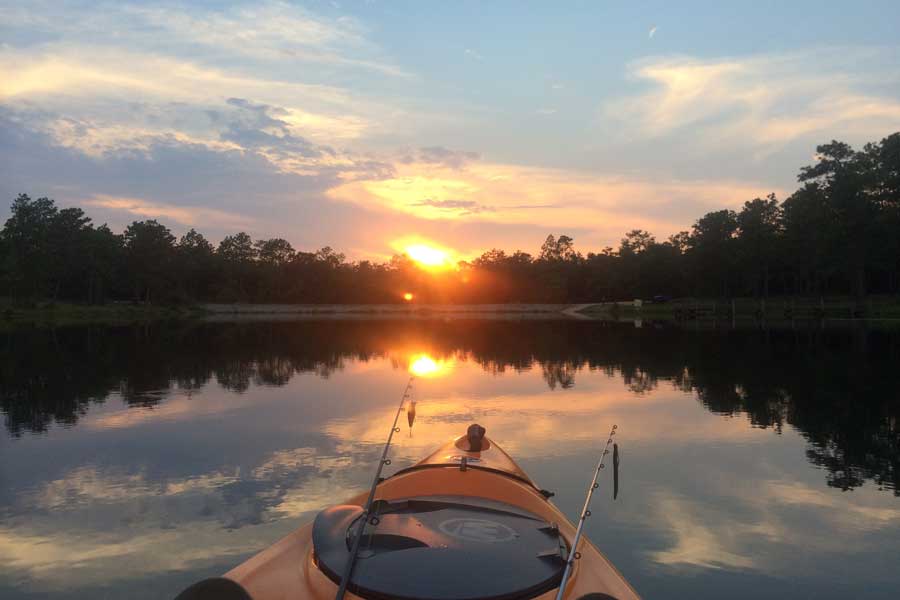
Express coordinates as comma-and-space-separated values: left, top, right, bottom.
1, 320, 898, 599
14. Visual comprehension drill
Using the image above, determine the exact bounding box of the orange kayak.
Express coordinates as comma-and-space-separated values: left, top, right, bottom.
175, 426, 640, 600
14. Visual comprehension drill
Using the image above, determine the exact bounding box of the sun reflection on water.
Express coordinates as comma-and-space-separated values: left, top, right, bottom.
408, 353, 449, 377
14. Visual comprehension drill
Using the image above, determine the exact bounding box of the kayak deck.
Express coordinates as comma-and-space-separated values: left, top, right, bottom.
222, 432, 640, 600
313, 496, 566, 599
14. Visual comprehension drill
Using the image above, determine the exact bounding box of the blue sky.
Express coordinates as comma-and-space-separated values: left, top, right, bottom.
2, 0, 899, 259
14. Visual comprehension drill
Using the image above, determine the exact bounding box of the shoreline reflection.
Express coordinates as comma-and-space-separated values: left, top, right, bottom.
3, 320, 897, 497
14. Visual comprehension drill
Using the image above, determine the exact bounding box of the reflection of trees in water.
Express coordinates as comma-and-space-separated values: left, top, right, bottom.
619, 366, 657, 395
2, 320, 898, 495
541, 361, 577, 389
254, 356, 296, 387
684, 326, 900, 495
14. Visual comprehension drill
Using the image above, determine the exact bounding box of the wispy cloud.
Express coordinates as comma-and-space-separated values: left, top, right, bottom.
0, 0, 422, 159
602, 49, 900, 153
0, 48, 387, 144
412, 198, 495, 215
464, 48, 484, 61
400, 146, 480, 169
84, 195, 256, 229
1, 0, 409, 77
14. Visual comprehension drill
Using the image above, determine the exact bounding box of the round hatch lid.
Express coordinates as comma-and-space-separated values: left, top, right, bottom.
313, 496, 566, 600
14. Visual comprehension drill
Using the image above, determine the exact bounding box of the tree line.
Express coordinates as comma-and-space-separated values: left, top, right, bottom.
2, 133, 898, 305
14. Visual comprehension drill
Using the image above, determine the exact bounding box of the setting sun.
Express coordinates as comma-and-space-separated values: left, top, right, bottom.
405, 244, 452, 269
403, 292, 414, 301
390, 237, 461, 271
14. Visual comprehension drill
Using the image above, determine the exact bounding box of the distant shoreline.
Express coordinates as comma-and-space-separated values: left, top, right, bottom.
3, 297, 900, 328
201, 302, 580, 314
201, 298, 900, 320
0, 302, 591, 329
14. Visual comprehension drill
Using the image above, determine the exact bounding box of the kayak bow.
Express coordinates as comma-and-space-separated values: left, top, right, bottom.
176, 425, 640, 600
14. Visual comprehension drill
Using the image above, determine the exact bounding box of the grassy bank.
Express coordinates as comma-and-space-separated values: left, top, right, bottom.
1, 302, 577, 328
0, 302, 202, 329
583, 296, 900, 320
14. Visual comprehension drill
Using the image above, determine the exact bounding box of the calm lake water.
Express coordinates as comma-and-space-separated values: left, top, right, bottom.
1, 318, 899, 599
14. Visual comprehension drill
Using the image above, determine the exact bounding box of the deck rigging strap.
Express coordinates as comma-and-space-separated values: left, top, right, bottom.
554, 424, 617, 600
334, 375, 415, 600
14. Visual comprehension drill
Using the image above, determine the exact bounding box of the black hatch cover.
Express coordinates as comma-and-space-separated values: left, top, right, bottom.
313, 496, 566, 600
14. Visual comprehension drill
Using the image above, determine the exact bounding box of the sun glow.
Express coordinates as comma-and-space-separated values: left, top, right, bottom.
405, 244, 452, 269
390, 236, 462, 271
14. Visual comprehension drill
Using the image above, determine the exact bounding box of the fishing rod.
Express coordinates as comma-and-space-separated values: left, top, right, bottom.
555, 424, 617, 600
335, 375, 415, 600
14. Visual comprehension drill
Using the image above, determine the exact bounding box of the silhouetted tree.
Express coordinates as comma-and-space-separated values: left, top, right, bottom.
736, 194, 782, 299
85, 224, 123, 304
217, 232, 257, 300
799, 141, 876, 307
177, 229, 216, 301
47, 206, 93, 301
255, 238, 295, 300
539, 234, 578, 262
2, 194, 57, 300
867, 133, 900, 293
782, 183, 836, 295
123, 220, 176, 303
689, 209, 739, 297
